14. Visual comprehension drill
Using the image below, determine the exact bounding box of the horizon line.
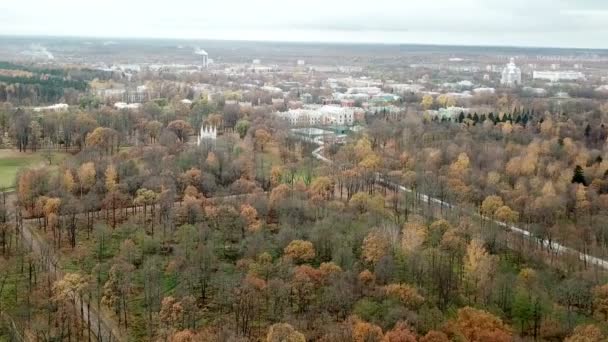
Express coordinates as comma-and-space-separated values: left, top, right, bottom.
1, 33, 608, 52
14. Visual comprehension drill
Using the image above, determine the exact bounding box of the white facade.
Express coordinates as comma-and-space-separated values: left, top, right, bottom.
390, 84, 425, 93
501, 58, 522, 87
197, 126, 217, 146
278, 105, 354, 126
427, 106, 470, 119
347, 87, 382, 96
114, 102, 141, 110
33, 103, 69, 112
533, 71, 585, 82
473, 87, 495, 94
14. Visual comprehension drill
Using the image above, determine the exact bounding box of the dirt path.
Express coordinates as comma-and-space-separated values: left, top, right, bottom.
7, 193, 124, 342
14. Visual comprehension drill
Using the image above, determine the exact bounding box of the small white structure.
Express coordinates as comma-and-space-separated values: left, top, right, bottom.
501, 58, 522, 87
197, 126, 217, 146
114, 102, 141, 110
33, 103, 69, 112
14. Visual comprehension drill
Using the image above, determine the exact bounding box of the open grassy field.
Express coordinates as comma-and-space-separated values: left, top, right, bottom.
0, 149, 67, 189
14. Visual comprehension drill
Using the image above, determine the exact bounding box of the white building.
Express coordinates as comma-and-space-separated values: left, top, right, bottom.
533, 71, 585, 82
114, 102, 141, 110
347, 87, 382, 96
473, 87, 495, 95
278, 105, 354, 126
390, 84, 425, 93
97, 88, 126, 100
197, 126, 217, 146
522, 87, 548, 97
33, 103, 69, 112
501, 58, 522, 87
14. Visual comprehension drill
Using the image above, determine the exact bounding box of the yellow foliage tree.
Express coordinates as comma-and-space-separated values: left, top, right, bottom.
284, 240, 316, 263
401, 220, 426, 253
62, 169, 75, 193
77, 161, 96, 195
565, 324, 605, 342
463, 239, 497, 303
421, 95, 434, 110
384, 283, 425, 308
362, 229, 391, 264
266, 323, 306, 342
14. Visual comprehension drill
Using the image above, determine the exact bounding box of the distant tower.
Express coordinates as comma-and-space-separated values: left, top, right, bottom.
501, 58, 522, 87
197, 125, 217, 146
196, 49, 209, 68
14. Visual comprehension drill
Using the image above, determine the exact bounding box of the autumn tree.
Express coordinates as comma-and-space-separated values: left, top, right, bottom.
593, 284, 608, 321
284, 240, 316, 263
383, 321, 418, 342
254, 128, 272, 152
565, 324, 605, 342
102, 260, 135, 328
352, 317, 384, 342
86, 126, 119, 154
240, 204, 261, 232
167, 120, 193, 143
362, 229, 393, 264
384, 283, 425, 309
77, 161, 96, 197
62, 169, 75, 194
266, 323, 306, 342
449, 307, 512, 342
421, 95, 434, 110
463, 239, 497, 304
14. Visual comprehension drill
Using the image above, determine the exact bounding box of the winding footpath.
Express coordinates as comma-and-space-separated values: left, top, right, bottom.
308, 135, 608, 270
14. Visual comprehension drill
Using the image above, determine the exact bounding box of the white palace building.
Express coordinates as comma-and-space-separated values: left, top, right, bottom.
277, 105, 355, 126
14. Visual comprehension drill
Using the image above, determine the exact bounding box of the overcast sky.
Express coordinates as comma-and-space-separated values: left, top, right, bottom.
1, 0, 608, 48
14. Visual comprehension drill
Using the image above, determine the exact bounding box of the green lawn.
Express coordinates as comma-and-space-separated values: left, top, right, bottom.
0, 149, 67, 189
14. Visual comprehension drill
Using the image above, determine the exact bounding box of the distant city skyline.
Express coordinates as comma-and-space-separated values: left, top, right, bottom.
1, 0, 608, 49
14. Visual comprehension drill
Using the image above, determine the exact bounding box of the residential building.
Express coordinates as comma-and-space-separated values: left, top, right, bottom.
533, 71, 585, 82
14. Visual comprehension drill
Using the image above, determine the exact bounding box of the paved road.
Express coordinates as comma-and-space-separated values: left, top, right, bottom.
307, 136, 608, 270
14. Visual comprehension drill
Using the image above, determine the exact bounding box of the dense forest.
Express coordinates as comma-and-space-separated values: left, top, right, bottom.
1, 49, 608, 341
0, 91, 607, 341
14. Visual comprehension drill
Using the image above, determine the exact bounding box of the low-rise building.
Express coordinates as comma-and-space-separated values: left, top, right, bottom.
33, 103, 69, 112
389, 84, 425, 93
114, 102, 141, 110
533, 71, 585, 82
473, 87, 495, 95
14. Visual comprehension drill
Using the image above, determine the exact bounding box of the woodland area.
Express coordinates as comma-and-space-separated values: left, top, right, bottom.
1, 55, 608, 342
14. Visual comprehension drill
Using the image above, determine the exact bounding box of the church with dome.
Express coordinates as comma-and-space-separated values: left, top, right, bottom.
500, 58, 522, 87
